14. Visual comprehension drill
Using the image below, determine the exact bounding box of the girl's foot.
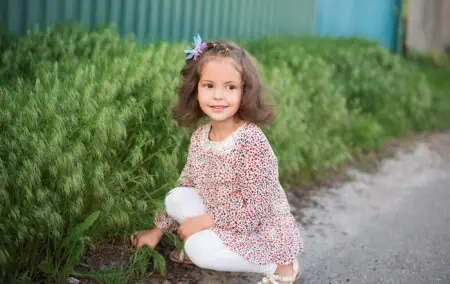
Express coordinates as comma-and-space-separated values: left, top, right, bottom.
169, 249, 195, 265
257, 259, 301, 284
130, 228, 164, 249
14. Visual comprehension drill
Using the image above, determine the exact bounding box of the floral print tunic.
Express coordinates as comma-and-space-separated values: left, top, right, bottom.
154, 122, 304, 265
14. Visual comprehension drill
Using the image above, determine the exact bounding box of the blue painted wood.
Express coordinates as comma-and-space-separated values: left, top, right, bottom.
316, 0, 402, 51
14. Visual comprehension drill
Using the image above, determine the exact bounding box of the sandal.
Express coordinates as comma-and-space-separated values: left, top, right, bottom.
257, 259, 302, 284
169, 249, 195, 265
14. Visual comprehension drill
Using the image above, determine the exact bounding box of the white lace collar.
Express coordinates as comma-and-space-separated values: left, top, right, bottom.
200, 122, 248, 154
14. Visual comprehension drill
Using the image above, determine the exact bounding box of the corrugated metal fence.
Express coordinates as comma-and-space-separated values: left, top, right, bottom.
315, 0, 402, 51
0, 0, 316, 42
0, 0, 402, 50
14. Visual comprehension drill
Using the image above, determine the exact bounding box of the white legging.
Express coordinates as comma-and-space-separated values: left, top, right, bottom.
165, 187, 278, 274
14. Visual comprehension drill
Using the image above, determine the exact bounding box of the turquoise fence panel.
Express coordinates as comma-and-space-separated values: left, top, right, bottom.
0, 0, 316, 43
315, 0, 402, 51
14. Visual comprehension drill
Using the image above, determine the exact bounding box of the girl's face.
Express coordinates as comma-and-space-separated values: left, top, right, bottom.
197, 57, 243, 124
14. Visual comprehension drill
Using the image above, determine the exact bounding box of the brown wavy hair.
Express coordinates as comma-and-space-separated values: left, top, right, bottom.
172, 40, 274, 128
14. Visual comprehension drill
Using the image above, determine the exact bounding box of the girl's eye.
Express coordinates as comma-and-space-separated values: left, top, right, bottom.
226, 85, 237, 90
203, 83, 213, 89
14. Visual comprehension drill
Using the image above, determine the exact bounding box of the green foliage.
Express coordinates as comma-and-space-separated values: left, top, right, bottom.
247, 37, 433, 137
417, 66, 450, 130
297, 37, 433, 135
405, 50, 450, 130
0, 25, 440, 282
0, 26, 18, 54
407, 48, 450, 68
251, 44, 352, 181
0, 24, 138, 85
0, 26, 189, 281
244, 37, 433, 181
39, 211, 100, 282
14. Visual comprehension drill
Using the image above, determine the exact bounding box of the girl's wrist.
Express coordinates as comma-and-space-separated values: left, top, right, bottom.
153, 227, 165, 237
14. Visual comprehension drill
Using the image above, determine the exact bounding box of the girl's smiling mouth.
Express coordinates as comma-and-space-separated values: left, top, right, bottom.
210, 105, 228, 111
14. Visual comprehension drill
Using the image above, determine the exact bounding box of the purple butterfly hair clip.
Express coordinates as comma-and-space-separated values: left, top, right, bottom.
184, 34, 207, 60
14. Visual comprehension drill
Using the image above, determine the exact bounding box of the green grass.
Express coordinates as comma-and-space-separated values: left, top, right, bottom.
405, 50, 450, 130
421, 67, 450, 130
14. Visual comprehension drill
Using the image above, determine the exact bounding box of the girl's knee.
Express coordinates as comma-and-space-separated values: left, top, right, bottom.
164, 187, 189, 215
184, 233, 212, 269
165, 187, 181, 205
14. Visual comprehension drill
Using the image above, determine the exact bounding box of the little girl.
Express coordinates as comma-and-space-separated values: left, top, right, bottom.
131, 35, 304, 284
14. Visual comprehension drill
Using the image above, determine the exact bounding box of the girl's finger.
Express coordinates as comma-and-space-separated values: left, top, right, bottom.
131, 232, 138, 248
130, 234, 135, 247
133, 231, 145, 248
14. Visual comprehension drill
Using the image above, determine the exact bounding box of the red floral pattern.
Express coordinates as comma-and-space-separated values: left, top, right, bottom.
154, 123, 304, 265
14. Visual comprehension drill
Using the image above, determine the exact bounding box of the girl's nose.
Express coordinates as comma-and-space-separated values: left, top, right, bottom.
212, 89, 225, 100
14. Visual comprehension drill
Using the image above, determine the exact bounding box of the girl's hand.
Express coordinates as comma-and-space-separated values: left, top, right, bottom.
131, 228, 164, 249
178, 214, 213, 241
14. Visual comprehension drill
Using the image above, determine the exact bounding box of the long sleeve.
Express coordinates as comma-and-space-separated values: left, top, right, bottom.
153, 211, 179, 232
209, 131, 279, 233
176, 148, 195, 187
153, 131, 198, 232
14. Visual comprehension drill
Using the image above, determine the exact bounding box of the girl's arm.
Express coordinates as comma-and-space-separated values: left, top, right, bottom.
176, 129, 200, 188
176, 152, 195, 188
153, 133, 197, 232
177, 213, 213, 240
209, 131, 279, 233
